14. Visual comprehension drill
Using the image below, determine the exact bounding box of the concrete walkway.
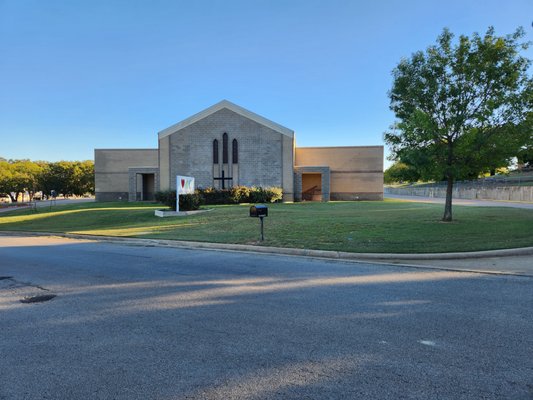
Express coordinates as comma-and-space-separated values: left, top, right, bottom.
375, 254, 533, 277
385, 193, 533, 209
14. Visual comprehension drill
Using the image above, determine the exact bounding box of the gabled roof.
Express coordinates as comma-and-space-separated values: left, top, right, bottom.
157, 100, 294, 139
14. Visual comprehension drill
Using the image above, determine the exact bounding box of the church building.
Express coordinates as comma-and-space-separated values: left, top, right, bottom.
95, 100, 383, 202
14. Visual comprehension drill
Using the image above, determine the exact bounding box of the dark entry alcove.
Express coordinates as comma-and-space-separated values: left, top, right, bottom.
142, 173, 155, 201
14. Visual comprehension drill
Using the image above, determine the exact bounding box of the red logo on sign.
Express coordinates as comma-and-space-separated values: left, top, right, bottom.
181, 179, 185, 188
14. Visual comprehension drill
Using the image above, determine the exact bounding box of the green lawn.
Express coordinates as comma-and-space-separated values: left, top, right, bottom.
0, 200, 532, 253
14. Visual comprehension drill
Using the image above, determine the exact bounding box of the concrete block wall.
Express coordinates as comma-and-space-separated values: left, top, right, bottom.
94, 103, 384, 204
94, 149, 158, 201
128, 167, 160, 201
160, 108, 294, 200
295, 146, 383, 200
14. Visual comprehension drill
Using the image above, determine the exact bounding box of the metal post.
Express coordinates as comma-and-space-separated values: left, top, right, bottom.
259, 216, 264, 241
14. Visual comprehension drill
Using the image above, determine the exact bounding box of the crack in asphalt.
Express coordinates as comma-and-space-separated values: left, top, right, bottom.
0, 276, 57, 304
20, 294, 57, 303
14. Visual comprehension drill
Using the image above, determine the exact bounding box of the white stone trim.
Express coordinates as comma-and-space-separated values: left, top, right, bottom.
157, 100, 294, 139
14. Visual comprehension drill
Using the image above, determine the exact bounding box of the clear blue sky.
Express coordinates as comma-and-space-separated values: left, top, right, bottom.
1, 0, 532, 165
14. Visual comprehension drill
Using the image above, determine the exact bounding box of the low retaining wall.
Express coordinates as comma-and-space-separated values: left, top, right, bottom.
385, 186, 533, 202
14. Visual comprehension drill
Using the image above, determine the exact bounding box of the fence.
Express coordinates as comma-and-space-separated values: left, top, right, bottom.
385, 185, 533, 202
423, 174, 533, 188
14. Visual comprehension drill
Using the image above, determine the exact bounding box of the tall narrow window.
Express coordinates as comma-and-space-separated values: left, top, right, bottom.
232, 139, 238, 164
222, 133, 228, 164
213, 139, 219, 164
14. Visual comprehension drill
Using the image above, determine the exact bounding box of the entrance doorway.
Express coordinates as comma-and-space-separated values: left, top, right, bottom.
301, 173, 322, 201
129, 168, 159, 202
141, 173, 155, 201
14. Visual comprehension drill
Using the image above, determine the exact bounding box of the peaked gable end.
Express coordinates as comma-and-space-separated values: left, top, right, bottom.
157, 100, 294, 139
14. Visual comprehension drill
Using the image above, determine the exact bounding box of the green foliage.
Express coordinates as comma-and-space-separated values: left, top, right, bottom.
156, 186, 283, 210
229, 186, 251, 203
0, 161, 13, 198
72, 160, 95, 196
154, 190, 176, 208
248, 186, 283, 203
384, 162, 421, 183
39, 161, 95, 197
197, 186, 282, 205
385, 27, 533, 220
0, 159, 94, 201
179, 193, 201, 211
196, 188, 234, 205
518, 149, 533, 168
0, 160, 43, 201
517, 134, 533, 168
154, 190, 201, 211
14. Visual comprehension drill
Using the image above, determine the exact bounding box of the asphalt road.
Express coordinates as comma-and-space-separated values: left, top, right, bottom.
1, 235, 532, 400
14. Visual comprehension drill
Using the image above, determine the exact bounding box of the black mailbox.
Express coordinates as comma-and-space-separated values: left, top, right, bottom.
250, 204, 268, 217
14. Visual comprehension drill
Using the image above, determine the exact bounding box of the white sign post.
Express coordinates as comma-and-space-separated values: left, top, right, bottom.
176, 175, 195, 212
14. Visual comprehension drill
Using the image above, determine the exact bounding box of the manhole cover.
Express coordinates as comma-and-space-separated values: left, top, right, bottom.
20, 294, 57, 304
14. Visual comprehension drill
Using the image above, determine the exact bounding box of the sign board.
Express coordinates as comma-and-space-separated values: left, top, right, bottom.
176, 176, 195, 212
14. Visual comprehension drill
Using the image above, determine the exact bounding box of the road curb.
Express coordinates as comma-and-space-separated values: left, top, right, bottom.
1, 230, 533, 261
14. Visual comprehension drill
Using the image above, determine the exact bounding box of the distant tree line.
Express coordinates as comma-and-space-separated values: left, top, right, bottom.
0, 158, 94, 202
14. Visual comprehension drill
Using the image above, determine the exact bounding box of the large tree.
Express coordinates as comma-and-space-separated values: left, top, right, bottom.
385, 27, 532, 221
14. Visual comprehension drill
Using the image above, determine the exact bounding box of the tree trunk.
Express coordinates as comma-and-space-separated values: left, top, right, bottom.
442, 176, 453, 222
8, 192, 17, 203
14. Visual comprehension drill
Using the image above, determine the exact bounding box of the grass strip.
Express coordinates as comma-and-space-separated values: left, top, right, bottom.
0, 200, 532, 253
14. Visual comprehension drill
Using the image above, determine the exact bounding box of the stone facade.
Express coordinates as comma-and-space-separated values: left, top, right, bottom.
94, 100, 384, 202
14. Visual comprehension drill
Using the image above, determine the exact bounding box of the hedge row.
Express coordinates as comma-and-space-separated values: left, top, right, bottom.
155, 186, 283, 211
154, 191, 202, 211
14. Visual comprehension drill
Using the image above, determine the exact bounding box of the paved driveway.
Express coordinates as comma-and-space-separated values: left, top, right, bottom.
1, 235, 532, 399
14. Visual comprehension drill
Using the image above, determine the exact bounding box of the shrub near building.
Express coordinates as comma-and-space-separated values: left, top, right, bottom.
155, 186, 283, 211
154, 191, 201, 211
